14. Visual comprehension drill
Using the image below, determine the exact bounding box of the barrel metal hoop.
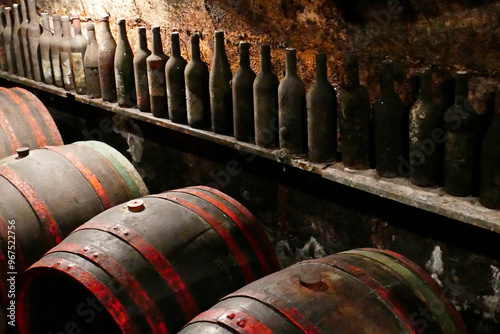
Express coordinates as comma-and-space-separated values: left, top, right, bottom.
18, 257, 133, 334
188, 186, 280, 271
315, 257, 416, 333
72, 220, 200, 320
0, 87, 47, 147
45, 146, 112, 210
172, 188, 272, 275
0, 214, 27, 273
0, 166, 62, 245
0, 107, 21, 153
152, 193, 256, 284
357, 248, 467, 334
47, 242, 168, 334
188, 307, 274, 334
10, 87, 64, 145
222, 290, 321, 334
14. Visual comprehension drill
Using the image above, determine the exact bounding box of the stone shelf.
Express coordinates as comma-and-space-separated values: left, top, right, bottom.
1, 72, 499, 234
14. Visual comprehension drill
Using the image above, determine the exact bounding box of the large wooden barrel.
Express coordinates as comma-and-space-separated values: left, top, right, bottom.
18, 186, 280, 334
0, 87, 63, 158
0, 141, 148, 276
179, 248, 467, 334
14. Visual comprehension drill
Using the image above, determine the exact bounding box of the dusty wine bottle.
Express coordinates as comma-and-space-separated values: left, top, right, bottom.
479, 89, 500, 209
0, 7, 7, 72
307, 53, 336, 163
185, 33, 210, 128
115, 18, 135, 108
83, 23, 100, 98
233, 41, 256, 142
50, 14, 63, 87
71, 15, 87, 95
27, 0, 41, 81
60, 16, 74, 90
133, 27, 151, 112
278, 48, 306, 154
209, 30, 232, 134
147, 26, 168, 118
12, 4, 26, 77
3, 7, 16, 74
338, 53, 370, 170
97, 15, 116, 102
39, 12, 53, 84
254, 44, 279, 148
374, 60, 406, 178
444, 71, 477, 197
166, 31, 187, 123
409, 68, 441, 187
19, 0, 31, 78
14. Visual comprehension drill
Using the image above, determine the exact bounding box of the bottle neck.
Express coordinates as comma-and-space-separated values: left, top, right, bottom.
381, 62, 395, 92
117, 20, 127, 41
4, 8, 11, 27
152, 28, 163, 55
138, 27, 147, 50
73, 17, 82, 35
455, 72, 468, 103
53, 17, 62, 35
214, 31, 225, 56
285, 49, 297, 77
41, 14, 50, 31
239, 43, 250, 68
315, 53, 328, 82
98, 19, 111, 38
345, 54, 360, 88
62, 19, 71, 37
87, 24, 96, 44
260, 44, 271, 72
20, 0, 28, 23
190, 34, 201, 61
171, 33, 181, 57
418, 70, 432, 100
14, 5, 21, 26
27, 0, 36, 22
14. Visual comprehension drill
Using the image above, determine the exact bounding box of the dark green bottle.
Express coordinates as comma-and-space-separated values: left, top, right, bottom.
444, 71, 477, 197
133, 27, 150, 112
307, 53, 336, 163
147, 26, 168, 118
278, 48, 306, 154
114, 18, 135, 108
166, 32, 187, 123
185, 33, 210, 129
409, 68, 442, 187
233, 42, 256, 142
479, 90, 500, 209
374, 60, 407, 178
338, 53, 370, 170
254, 44, 279, 148
209, 30, 232, 134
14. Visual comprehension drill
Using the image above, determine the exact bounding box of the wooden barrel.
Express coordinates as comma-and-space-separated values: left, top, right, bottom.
0, 87, 63, 158
179, 248, 467, 334
0, 141, 148, 277
18, 186, 280, 334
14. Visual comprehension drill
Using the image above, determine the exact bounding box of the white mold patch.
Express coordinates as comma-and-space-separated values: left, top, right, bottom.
425, 245, 444, 287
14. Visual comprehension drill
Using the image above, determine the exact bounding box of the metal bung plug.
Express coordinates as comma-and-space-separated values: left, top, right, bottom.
16, 147, 30, 158
127, 199, 145, 212
299, 271, 328, 291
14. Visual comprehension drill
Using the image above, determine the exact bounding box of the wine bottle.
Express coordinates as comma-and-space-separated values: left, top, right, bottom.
60, 16, 74, 90
166, 31, 187, 123
374, 60, 406, 178
147, 26, 168, 117
233, 41, 256, 142
409, 68, 441, 187
71, 15, 87, 95
97, 15, 117, 102
209, 30, 232, 134
133, 27, 151, 112
0, 7, 7, 72
338, 53, 370, 170
254, 44, 279, 148
278, 48, 306, 154
27, 0, 41, 81
39, 12, 53, 84
307, 52, 336, 163
83, 22, 101, 98
50, 14, 63, 87
444, 71, 477, 197
12, 4, 26, 77
114, 18, 135, 107
19, 0, 31, 78
185, 33, 210, 128
3, 7, 16, 74
479, 89, 500, 209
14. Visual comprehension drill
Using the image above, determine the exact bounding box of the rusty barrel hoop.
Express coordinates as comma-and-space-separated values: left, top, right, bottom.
179, 248, 467, 334
0, 87, 63, 158
18, 186, 279, 334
